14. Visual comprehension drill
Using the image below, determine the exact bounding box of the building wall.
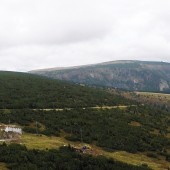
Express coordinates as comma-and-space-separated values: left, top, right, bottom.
4, 127, 22, 134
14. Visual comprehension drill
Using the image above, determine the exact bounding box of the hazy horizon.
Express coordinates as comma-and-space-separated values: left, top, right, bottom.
0, 59, 169, 73
0, 0, 170, 71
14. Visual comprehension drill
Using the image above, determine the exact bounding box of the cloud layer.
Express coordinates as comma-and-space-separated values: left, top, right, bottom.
0, 0, 170, 71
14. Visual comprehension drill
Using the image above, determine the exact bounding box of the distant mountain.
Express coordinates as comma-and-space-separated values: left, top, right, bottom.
30, 60, 170, 92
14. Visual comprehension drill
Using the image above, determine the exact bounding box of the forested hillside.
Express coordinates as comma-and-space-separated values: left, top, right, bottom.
0, 107, 169, 154
0, 105, 170, 169
30, 60, 170, 92
0, 144, 150, 170
0, 71, 132, 109
0, 71, 170, 169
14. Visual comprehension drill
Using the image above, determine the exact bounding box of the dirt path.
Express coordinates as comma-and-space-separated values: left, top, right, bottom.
36, 105, 137, 111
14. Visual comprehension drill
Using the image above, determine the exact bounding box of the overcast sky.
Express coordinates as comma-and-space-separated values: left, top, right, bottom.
0, 0, 170, 71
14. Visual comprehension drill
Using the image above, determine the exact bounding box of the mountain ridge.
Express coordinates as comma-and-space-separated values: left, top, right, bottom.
30, 60, 169, 72
29, 60, 170, 92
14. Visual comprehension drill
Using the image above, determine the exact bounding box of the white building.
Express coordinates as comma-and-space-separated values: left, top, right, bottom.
4, 126, 22, 134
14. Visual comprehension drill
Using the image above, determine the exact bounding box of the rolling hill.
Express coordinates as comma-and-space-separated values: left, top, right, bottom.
0, 71, 132, 109
0, 71, 170, 169
30, 60, 170, 92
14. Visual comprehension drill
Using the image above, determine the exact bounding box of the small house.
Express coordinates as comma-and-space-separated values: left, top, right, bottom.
4, 126, 22, 134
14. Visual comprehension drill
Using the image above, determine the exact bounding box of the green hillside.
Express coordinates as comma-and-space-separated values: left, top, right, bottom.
30, 60, 170, 92
0, 71, 170, 169
0, 144, 150, 170
0, 106, 170, 169
0, 71, 132, 109
0, 107, 169, 153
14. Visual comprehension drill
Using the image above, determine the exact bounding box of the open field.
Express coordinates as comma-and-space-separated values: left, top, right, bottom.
136, 92, 170, 100
105, 151, 169, 170
21, 133, 67, 150
17, 133, 170, 170
135, 92, 170, 107
110, 89, 170, 109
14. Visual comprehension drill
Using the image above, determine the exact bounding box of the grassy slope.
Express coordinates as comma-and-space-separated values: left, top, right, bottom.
1, 107, 169, 153
1, 104, 169, 170
136, 92, 170, 108
110, 90, 170, 139
113, 89, 170, 110
12, 133, 169, 170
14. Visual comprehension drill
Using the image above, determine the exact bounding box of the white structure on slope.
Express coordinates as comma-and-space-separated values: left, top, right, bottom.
4, 126, 22, 134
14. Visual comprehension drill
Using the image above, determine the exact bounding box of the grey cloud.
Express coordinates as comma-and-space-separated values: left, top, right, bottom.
0, 0, 111, 47
0, 0, 170, 71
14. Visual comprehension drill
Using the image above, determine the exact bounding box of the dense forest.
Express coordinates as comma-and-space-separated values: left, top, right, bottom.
0, 144, 151, 170
0, 71, 133, 109
0, 106, 169, 156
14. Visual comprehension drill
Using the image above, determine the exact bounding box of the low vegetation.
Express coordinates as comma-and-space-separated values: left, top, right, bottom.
20, 133, 170, 170
0, 71, 170, 169
135, 92, 170, 110
0, 143, 151, 170
109, 89, 170, 111
21, 133, 66, 150
0, 106, 169, 154
0, 71, 133, 109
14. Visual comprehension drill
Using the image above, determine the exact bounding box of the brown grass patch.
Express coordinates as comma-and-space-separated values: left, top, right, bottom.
0, 163, 8, 170
129, 121, 141, 127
